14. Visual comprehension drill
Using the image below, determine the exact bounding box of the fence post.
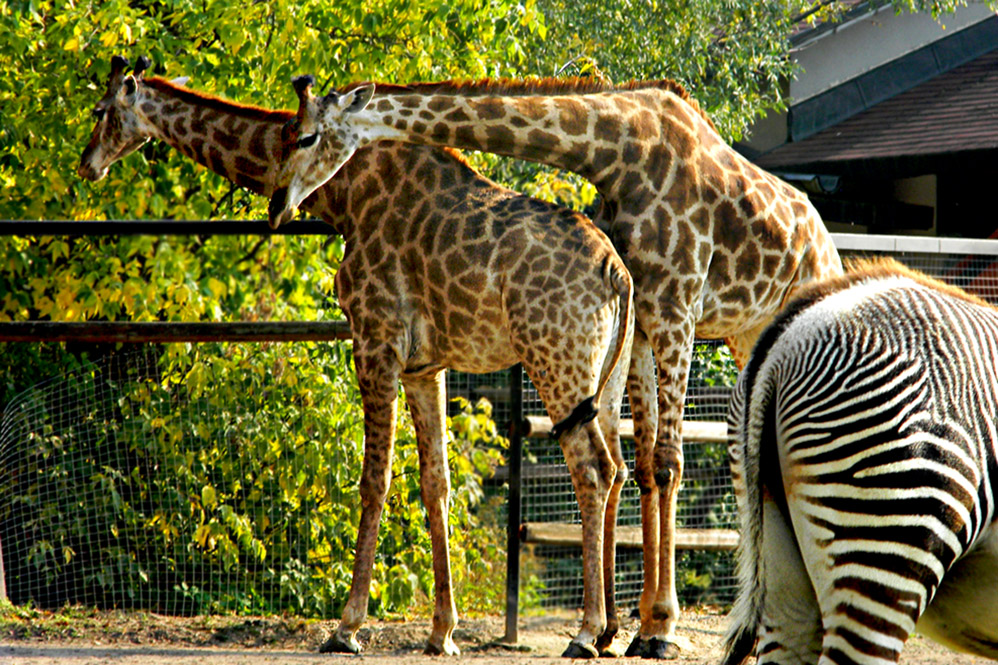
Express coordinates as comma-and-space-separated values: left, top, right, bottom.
0, 534, 6, 602
503, 363, 524, 643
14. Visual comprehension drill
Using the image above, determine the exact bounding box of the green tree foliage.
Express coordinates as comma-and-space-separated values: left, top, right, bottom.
526, 0, 984, 142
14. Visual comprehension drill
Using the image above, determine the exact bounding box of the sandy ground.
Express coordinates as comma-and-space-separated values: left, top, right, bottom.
1, 607, 994, 665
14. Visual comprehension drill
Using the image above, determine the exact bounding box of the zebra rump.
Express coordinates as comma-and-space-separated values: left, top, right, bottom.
723, 258, 998, 665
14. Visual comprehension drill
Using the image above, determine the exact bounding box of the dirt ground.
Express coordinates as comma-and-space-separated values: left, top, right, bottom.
1, 606, 994, 665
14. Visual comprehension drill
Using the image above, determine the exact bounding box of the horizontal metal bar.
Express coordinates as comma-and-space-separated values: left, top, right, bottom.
0, 321, 351, 343
831, 232, 998, 256
520, 522, 739, 551
0, 220, 333, 236
521, 414, 727, 442
492, 462, 723, 485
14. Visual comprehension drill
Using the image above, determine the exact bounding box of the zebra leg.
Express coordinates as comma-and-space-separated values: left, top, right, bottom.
916, 526, 998, 659
754, 494, 823, 665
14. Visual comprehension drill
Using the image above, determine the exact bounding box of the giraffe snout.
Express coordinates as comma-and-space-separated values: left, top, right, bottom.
268, 187, 294, 229
77, 160, 106, 182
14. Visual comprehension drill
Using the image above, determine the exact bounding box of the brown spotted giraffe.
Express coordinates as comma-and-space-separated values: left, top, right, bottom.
78, 57, 642, 658
267, 76, 845, 659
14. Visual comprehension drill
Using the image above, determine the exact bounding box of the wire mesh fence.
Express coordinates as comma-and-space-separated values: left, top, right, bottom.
1, 234, 997, 617
519, 338, 738, 610
0, 343, 362, 616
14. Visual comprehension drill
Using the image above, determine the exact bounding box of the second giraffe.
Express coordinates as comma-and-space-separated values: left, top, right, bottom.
267, 74, 844, 658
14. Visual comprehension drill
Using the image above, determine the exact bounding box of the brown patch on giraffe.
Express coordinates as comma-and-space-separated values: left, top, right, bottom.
524, 128, 560, 156
190, 137, 206, 158
714, 200, 747, 252
429, 122, 452, 143
671, 224, 697, 275
594, 115, 622, 144
702, 184, 720, 205
172, 116, 188, 138
555, 98, 588, 136
735, 243, 761, 282
234, 155, 268, 178
707, 252, 732, 291
207, 145, 226, 174
620, 171, 655, 217
212, 130, 241, 153
750, 218, 788, 251
454, 125, 477, 147
474, 99, 506, 121
247, 124, 272, 159
689, 205, 710, 235
234, 173, 266, 193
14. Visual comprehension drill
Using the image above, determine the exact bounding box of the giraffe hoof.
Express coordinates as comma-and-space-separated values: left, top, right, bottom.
319, 632, 361, 654
595, 626, 619, 657
562, 641, 600, 658
624, 635, 680, 659
424, 637, 460, 656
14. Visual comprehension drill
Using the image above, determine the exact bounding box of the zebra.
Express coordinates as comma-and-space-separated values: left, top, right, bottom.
723, 257, 998, 665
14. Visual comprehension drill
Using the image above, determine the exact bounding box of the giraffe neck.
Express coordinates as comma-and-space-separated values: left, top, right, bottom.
137, 78, 290, 197
355, 80, 705, 202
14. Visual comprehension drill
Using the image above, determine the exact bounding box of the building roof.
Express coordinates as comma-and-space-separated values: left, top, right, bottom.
755, 47, 998, 175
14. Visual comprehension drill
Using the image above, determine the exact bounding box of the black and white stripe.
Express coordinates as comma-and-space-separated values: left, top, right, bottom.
724, 263, 998, 665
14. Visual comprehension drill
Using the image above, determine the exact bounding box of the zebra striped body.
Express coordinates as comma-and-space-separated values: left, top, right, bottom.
723, 259, 998, 665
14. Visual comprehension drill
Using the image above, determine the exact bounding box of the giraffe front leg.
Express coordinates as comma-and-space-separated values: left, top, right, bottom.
629, 326, 694, 660
623, 333, 664, 653
320, 347, 400, 655
402, 370, 460, 656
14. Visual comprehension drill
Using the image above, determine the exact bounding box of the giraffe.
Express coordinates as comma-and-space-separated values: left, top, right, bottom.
267, 75, 845, 659
77, 57, 643, 658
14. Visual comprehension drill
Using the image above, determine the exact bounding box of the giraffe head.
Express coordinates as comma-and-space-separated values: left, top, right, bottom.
268, 75, 374, 228
78, 55, 150, 181
77, 55, 177, 181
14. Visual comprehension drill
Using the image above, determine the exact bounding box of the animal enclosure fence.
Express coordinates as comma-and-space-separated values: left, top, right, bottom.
1, 225, 997, 623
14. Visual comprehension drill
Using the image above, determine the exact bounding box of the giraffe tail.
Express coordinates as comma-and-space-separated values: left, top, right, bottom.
549, 255, 632, 440
593, 255, 633, 411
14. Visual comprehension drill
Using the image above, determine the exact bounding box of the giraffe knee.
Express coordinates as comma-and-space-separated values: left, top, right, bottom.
653, 449, 683, 490
613, 461, 629, 488
634, 464, 656, 495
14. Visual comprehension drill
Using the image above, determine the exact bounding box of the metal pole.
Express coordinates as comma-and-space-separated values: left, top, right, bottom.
0, 532, 6, 602
503, 363, 524, 644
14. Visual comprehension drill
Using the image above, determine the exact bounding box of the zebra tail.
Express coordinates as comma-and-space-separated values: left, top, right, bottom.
721, 370, 772, 665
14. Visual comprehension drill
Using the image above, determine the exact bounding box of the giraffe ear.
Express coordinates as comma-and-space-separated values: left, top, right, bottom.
122, 75, 138, 97
171, 76, 190, 87
106, 55, 130, 96
342, 84, 374, 114
133, 55, 151, 78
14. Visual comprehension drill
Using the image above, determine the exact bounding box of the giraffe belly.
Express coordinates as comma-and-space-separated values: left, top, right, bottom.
407, 316, 519, 376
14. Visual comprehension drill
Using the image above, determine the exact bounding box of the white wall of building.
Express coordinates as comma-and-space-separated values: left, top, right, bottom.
790, 2, 995, 104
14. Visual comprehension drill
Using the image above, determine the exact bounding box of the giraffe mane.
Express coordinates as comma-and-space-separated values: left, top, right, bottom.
340, 77, 716, 129
142, 77, 294, 124
790, 256, 993, 311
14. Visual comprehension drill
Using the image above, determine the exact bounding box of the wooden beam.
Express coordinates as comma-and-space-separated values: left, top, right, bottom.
520, 522, 738, 551
521, 415, 727, 442
0, 321, 352, 343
